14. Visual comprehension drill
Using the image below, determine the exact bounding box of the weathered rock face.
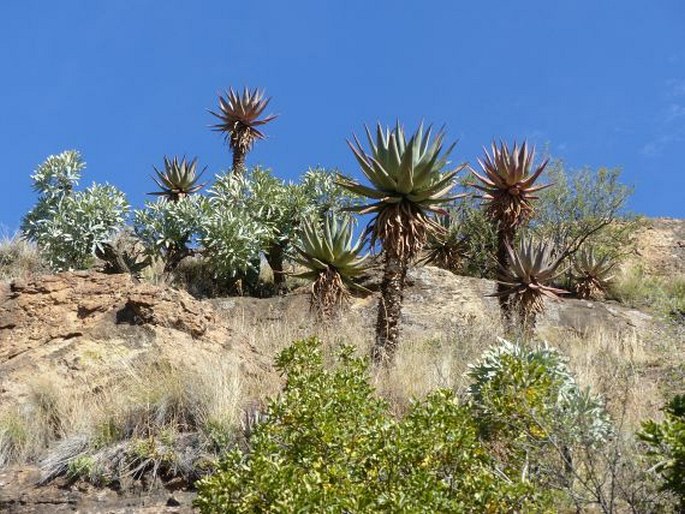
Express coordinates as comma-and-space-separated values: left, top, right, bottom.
0, 272, 214, 360
366, 266, 653, 340
0, 266, 661, 512
0, 465, 195, 513
0, 271, 265, 406
208, 266, 655, 344
633, 217, 685, 276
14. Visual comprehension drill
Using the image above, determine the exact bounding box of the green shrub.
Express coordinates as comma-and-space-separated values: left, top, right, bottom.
21, 151, 129, 271
134, 167, 357, 293
299, 167, 360, 218
530, 161, 639, 262
467, 340, 611, 482
639, 394, 685, 509
210, 167, 357, 288
200, 170, 277, 282
454, 162, 637, 281
133, 195, 206, 273
195, 338, 550, 513
423, 201, 497, 278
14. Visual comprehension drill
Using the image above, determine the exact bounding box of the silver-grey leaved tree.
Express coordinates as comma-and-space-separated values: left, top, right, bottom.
21, 150, 129, 271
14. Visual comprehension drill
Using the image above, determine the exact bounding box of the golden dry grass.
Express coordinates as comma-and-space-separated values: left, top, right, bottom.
0, 231, 47, 283
0, 290, 680, 494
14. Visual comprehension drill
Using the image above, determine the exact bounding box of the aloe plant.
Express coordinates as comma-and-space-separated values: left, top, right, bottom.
494, 237, 566, 334
293, 215, 369, 319
210, 87, 277, 173
572, 247, 615, 299
338, 122, 463, 363
149, 156, 206, 202
419, 211, 467, 273
471, 141, 550, 323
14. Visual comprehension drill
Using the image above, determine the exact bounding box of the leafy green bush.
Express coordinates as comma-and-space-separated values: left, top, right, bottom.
446, 200, 498, 278
418, 195, 498, 277
530, 161, 639, 262
21, 151, 129, 271
202, 167, 358, 292
198, 203, 268, 283
639, 394, 685, 509
195, 338, 550, 513
299, 167, 360, 218
455, 162, 637, 281
467, 340, 611, 483
133, 167, 356, 293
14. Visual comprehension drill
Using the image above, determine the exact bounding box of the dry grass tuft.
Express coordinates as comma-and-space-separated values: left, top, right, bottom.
0, 354, 246, 485
371, 321, 497, 413
0, 230, 47, 283
0, 373, 81, 467
1, 286, 680, 501
610, 265, 685, 321
547, 327, 663, 429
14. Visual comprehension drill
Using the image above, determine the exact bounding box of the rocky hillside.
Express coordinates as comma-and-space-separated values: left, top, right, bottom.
632, 217, 685, 275
0, 217, 683, 513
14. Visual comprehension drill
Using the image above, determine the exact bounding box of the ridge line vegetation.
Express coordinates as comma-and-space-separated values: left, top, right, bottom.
2, 85, 683, 512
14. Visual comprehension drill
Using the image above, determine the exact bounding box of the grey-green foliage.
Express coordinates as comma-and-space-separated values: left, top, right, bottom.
21, 151, 129, 271
530, 161, 638, 259
211, 167, 358, 250
209, 167, 300, 249
467, 339, 612, 483
299, 167, 360, 218
207, 167, 359, 287
133, 167, 358, 288
134, 194, 266, 280
199, 196, 268, 281
133, 196, 206, 261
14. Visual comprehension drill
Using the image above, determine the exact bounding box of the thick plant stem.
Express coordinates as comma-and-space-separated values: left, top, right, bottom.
496, 225, 515, 329
373, 252, 407, 365
266, 242, 286, 292
162, 242, 190, 281
232, 147, 246, 175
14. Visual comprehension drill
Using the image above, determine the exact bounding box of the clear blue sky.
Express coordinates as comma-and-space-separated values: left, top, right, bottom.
2, 1, 684, 231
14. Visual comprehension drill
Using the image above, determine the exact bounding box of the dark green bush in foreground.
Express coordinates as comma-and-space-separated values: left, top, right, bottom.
195, 338, 551, 513
639, 394, 685, 510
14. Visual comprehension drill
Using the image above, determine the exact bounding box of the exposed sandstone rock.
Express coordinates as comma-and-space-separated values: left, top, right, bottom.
632, 217, 685, 276
0, 271, 265, 406
0, 266, 663, 512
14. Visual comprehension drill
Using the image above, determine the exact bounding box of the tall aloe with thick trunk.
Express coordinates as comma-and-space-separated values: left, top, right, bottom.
471, 141, 550, 323
210, 87, 277, 174
338, 122, 462, 364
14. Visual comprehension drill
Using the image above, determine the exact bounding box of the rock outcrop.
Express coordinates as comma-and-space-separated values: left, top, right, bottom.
0, 271, 265, 406
0, 266, 663, 512
633, 217, 685, 276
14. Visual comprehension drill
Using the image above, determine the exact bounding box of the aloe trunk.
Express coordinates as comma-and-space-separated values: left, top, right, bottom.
232, 147, 246, 175
373, 253, 407, 364
163, 241, 190, 276
266, 242, 286, 291
496, 226, 515, 326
